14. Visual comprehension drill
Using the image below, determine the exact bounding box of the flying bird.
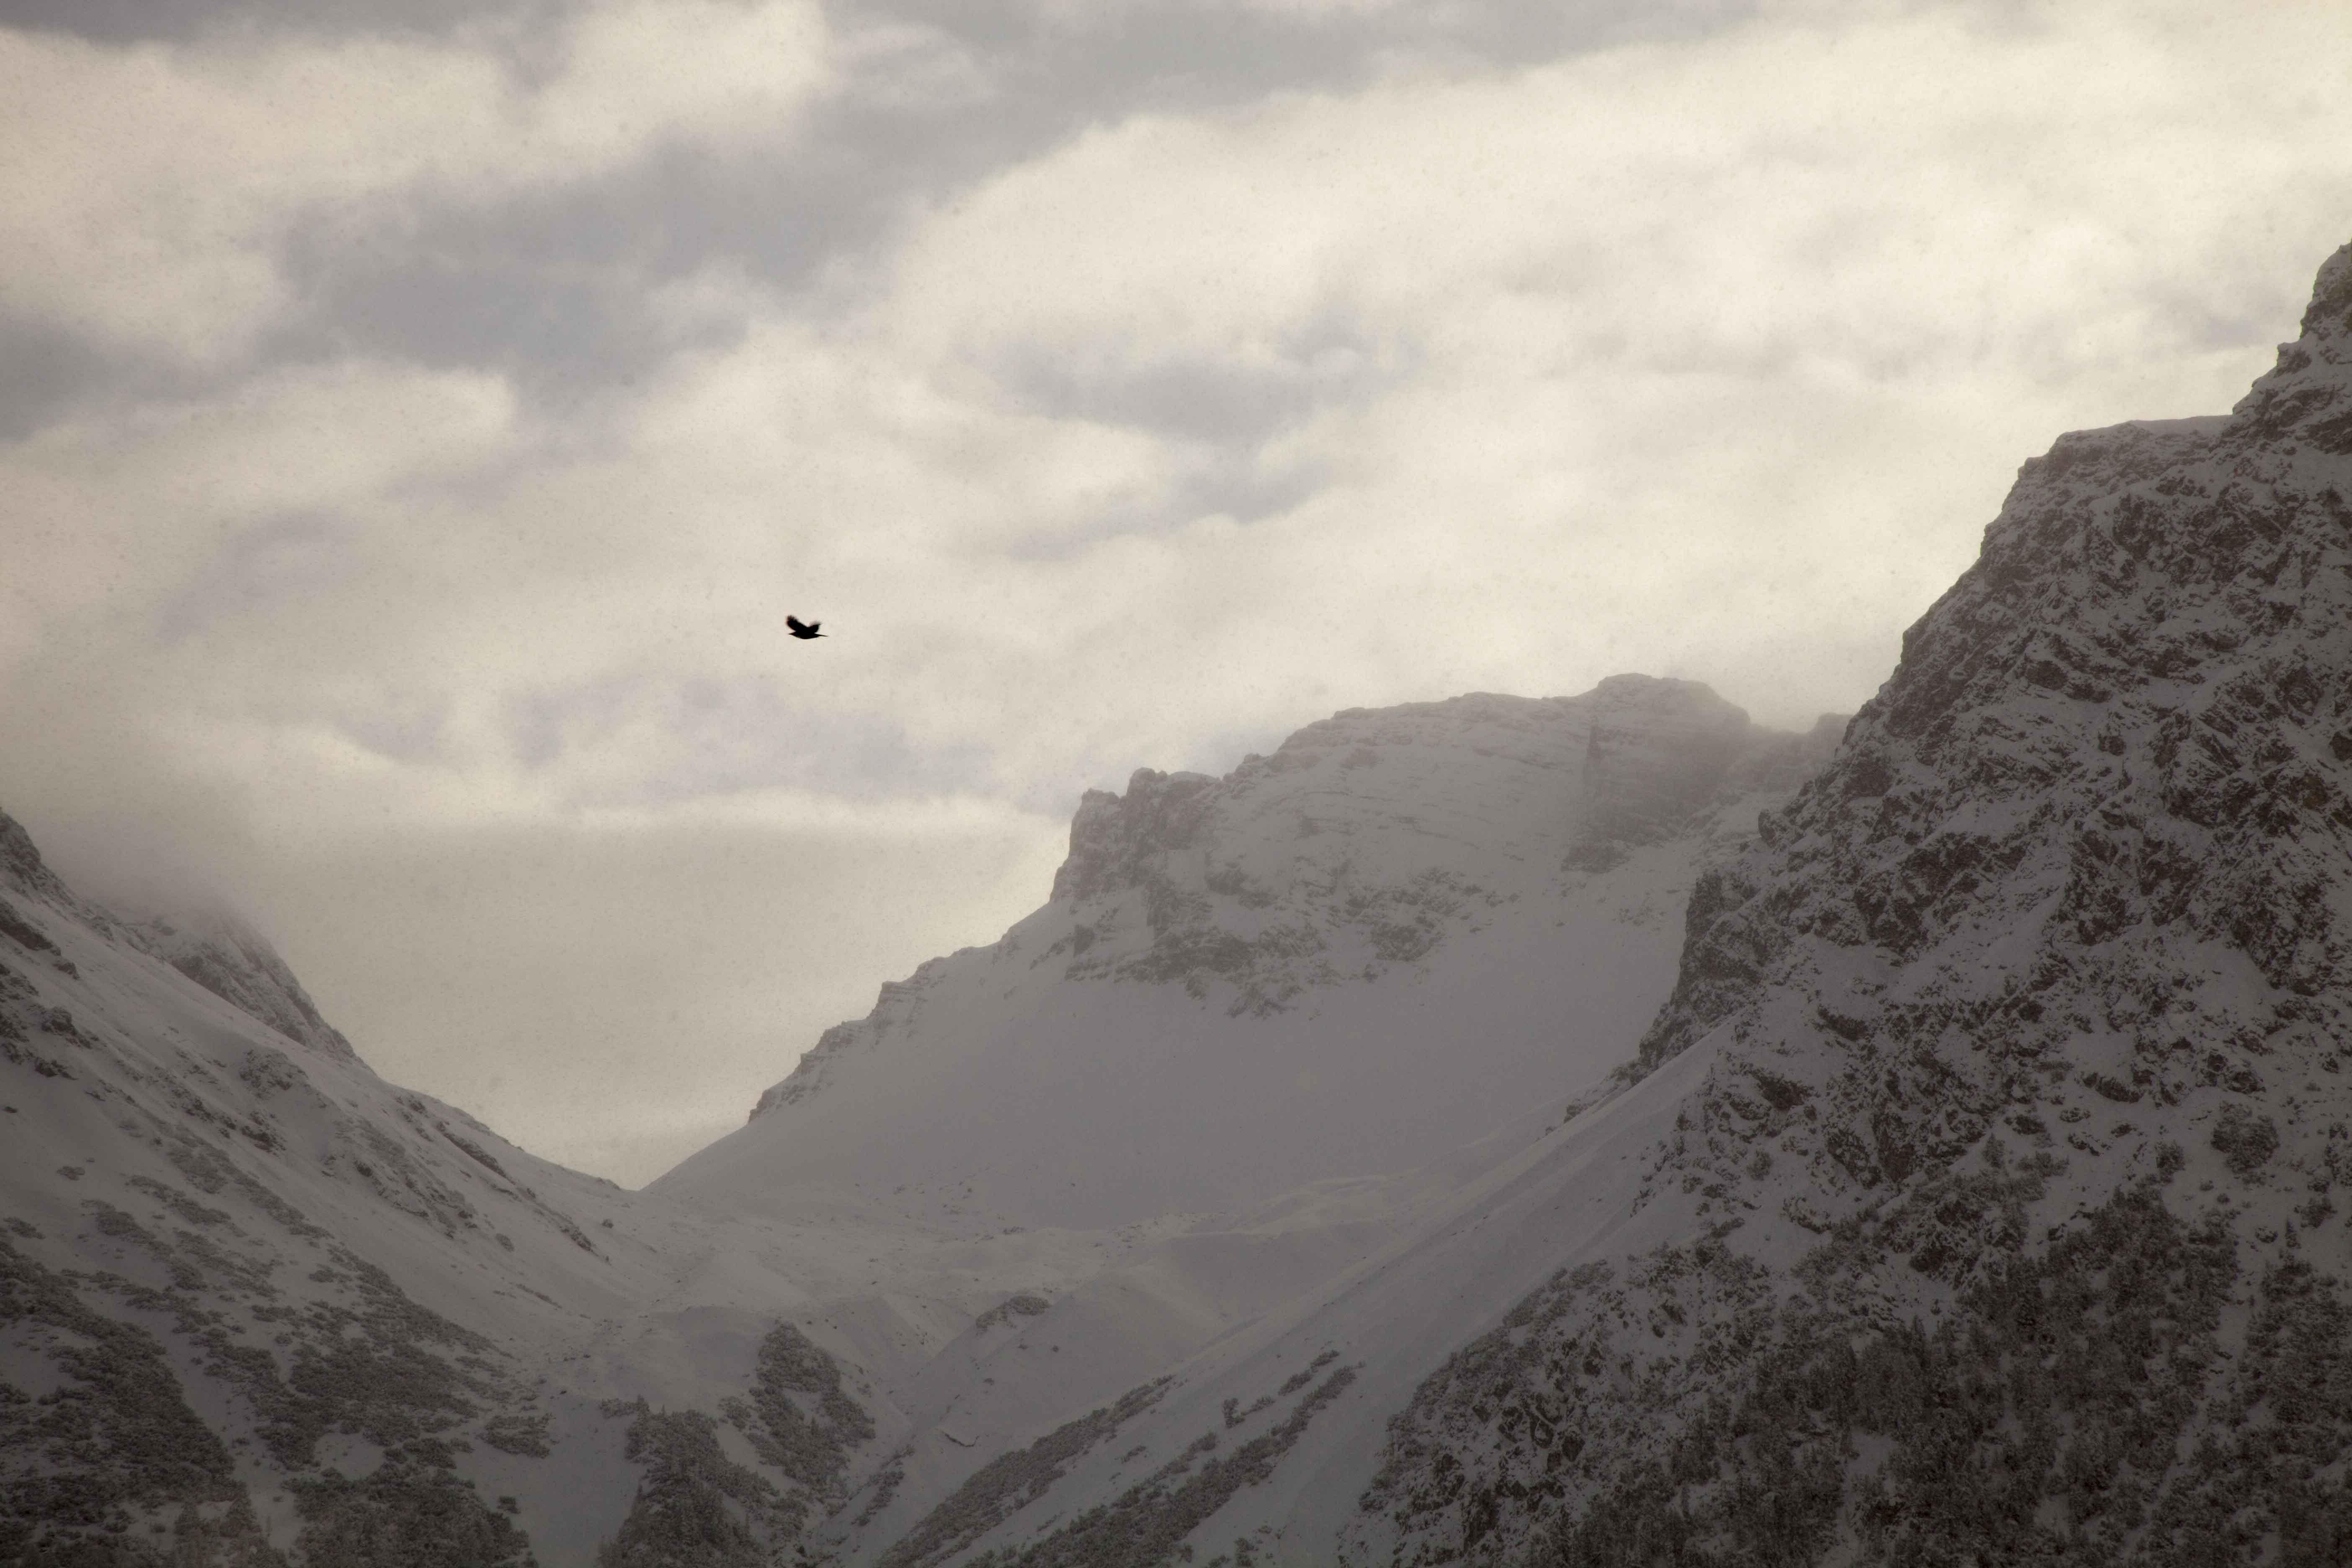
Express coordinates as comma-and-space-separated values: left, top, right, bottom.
786, 615, 825, 640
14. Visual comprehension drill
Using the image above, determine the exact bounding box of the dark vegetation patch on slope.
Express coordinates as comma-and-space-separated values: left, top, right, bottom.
851, 1447, 912, 1530
0, 1234, 284, 1563
601, 1325, 877, 1563
597, 1404, 799, 1568
291, 1440, 535, 1568
972, 1362, 1358, 1568
73, 1178, 507, 1471
720, 1321, 874, 1499
5, 1117, 565, 1559
1362, 1178, 2352, 1567
881, 1378, 1173, 1568
974, 1294, 1052, 1333
0, 957, 80, 1079
0, 895, 61, 959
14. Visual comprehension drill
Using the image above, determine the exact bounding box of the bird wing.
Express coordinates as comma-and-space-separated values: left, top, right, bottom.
786, 614, 812, 634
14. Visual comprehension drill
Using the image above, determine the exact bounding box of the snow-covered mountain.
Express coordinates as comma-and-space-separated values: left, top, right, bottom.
660, 678, 1836, 1235
0, 806, 939, 1563
870, 240, 2352, 1568
23, 232, 2349, 1568
637, 678, 1836, 1557
0, 675, 1834, 1563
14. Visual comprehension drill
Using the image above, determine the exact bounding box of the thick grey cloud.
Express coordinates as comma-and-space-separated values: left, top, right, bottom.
5, 0, 2350, 1183
224, 0, 1764, 423
0, 0, 567, 45
0, 317, 116, 441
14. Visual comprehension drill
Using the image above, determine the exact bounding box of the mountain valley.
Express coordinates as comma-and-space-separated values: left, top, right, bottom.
10, 237, 2352, 1565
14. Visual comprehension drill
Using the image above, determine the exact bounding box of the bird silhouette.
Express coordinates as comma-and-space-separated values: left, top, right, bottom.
786, 614, 825, 640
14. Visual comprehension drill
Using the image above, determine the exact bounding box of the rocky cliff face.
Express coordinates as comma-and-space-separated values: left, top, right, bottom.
1331, 242, 2352, 1567
1572, 676, 1820, 858
1634, 240, 2352, 1210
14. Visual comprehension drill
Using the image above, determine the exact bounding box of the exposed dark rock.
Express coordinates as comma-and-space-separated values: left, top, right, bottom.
1346, 238, 2352, 1567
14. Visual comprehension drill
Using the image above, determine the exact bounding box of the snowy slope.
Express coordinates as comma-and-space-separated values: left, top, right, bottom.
0, 675, 1839, 1565
855, 1037, 1725, 1568
0, 806, 957, 1563
863, 239, 2352, 1568
659, 679, 1838, 1236
642, 679, 1838, 1562
46, 224, 2352, 1562
113, 905, 361, 1062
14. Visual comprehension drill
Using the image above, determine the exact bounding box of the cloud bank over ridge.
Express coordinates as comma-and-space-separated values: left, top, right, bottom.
5, 0, 2350, 1179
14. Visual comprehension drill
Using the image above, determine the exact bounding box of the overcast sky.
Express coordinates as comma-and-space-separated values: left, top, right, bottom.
4, 0, 2349, 1184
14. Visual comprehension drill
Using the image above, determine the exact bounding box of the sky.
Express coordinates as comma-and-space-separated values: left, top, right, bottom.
3, 0, 2350, 1185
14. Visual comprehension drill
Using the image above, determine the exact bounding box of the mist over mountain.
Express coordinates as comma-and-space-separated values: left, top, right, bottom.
658, 678, 1836, 1235
0, 671, 1829, 1562
9, 237, 2352, 1566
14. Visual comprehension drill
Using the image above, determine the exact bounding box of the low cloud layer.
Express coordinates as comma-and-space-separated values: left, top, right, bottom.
5, 0, 2350, 1181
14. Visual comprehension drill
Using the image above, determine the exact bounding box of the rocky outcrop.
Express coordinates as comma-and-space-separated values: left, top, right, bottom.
1049, 683, 1836, 1010
0, 808, 77, 908
1575, 675, 1757, 849
1571, 677, 1842, 868
1051, 768, 1222, 906
1341, 240, 2352, 1567
1635, 240, 2352, 1197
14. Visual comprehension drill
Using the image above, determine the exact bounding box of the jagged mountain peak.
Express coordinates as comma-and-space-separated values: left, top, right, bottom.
1634, 238, 2352, 1141
878, 239, 2352, 1568
0, 807, 71, 907
1047, 678, 1826, 914
2294, 237, 2352, 343
1307, 237, 2352, 1568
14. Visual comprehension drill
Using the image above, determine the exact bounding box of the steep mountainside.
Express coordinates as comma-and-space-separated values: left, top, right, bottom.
114, 907, 359, 1063
865, 242, 2352, 1568
31, 237, 2348, 1568
648, 678, 1836, 1561
0, 808, 941, 1564
660, 678, 1837, 1236
0, 674, 1836, 1565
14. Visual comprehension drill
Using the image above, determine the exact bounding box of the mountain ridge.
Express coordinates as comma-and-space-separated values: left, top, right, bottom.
15, 238, 2352, 1568
0, 668, 1841, 1565
662, 676, 1836, 1243
1334, 240, 2352, 1563
851, 237, 2352, 1568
